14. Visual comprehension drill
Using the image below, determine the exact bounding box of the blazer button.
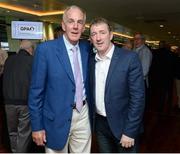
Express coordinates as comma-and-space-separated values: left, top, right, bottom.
68, 119, 71, 122
72, 89, 75, 92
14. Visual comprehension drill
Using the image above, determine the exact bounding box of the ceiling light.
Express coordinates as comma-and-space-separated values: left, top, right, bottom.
113, 32, 133, 39
0, 2, 64, 16
168, 31, 171, 34
0, 2, 159, 46
160, 24, 164, 28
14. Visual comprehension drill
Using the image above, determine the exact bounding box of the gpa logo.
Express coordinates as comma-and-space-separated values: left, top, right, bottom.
20, 26, 35, 31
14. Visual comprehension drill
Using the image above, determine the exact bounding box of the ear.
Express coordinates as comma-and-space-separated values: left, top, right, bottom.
61, 21, 65, 31
110, 31, 113, 41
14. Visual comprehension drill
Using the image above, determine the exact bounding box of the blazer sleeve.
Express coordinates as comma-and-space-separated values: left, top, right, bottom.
123, 53, 145, 138
28, 44, 47, 131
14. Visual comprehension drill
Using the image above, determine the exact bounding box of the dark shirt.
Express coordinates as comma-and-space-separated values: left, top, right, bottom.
3, 49, 33, 105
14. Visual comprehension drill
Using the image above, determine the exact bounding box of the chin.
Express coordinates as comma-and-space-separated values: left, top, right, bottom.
97, 46, 104, 51
71, 36, 80, 41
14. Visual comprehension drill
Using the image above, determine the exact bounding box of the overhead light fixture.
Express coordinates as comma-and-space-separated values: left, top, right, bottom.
160, 24, 164, 28
168, 31, 171, 34
113, 32, 133, 39
146, 40, 159, 46
0, 2, 64, 16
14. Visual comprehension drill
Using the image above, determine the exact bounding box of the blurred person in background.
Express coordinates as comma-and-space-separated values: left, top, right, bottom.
155, 41, 175, 112
134, 32, 152, 108
3, 40, 34, 152
0, 45, 8, 102
122, 39, 133, 50
0, 46, 8, 75
54, 26, 64, 39
174, 47, 180, 109
134, 32, 152, 88
0, 45, 8, 149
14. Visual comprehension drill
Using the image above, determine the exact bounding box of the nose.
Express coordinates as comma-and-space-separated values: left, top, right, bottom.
73, 22, 78, 29
96, 33, 101, 41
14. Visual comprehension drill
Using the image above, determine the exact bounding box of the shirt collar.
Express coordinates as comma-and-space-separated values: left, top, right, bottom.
63, 35, 79, 51
95, 44, 115, 61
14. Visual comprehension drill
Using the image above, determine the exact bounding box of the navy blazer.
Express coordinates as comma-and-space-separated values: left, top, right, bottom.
89, 46, 145, 140
28, 36, 91, 150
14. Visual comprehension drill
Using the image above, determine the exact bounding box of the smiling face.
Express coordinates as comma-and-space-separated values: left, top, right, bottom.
90, 22, 113, 56
62, 6, 86, 45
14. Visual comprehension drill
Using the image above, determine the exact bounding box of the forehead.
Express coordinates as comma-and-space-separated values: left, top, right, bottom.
134, 34, 142, 39
66, 8, 84, 19
90, 22, 109, 31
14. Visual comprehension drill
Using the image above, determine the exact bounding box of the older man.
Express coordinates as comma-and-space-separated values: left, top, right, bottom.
28, 5, 92, 153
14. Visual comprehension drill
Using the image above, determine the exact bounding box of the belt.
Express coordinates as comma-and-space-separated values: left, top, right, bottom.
96, 113, 107, 119
72, 100, 86, 109
96, 113, 107, 121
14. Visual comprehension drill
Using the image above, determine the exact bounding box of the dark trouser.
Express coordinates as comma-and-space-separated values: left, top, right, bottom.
0, 104, 11, 151
158, 80, 173, 112
95, 114, 139, 153
144, 80, 150, 110
5, 104, 32, 153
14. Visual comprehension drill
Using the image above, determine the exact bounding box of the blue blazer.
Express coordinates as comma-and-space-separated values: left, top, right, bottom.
28, 36, 91, 150
89, 46, 145, 140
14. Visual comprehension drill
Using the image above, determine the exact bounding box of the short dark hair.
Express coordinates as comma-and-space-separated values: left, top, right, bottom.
89, 17, 113, 32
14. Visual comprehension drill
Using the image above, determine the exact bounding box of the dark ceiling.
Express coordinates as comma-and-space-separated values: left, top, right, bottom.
0, 0, 180, 46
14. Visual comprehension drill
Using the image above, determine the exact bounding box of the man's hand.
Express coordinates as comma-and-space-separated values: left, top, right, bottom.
32, 130, 46, 146
120, 134, 134, 148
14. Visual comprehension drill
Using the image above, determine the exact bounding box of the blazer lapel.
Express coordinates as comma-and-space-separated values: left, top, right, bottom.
79, 42, 88, 82
55, 37, 75, 84
90, 53, 96, 102
105, 47, 120, 93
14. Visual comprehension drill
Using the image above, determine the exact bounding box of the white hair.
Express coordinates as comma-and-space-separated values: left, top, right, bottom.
62, 5, 86, 23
